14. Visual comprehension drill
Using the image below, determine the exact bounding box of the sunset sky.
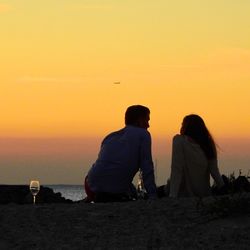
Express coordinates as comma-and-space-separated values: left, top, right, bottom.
1, 0, 250, 185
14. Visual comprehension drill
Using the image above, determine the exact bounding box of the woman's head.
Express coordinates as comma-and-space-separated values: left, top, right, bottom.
181, 114, 217, 159
181, 114, 207, 136
125, 105, 150, 129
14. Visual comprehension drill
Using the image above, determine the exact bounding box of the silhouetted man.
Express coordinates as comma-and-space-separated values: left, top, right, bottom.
84, 105, 157, 202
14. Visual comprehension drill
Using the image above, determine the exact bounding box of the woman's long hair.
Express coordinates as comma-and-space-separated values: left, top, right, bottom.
180, 114, 217, 160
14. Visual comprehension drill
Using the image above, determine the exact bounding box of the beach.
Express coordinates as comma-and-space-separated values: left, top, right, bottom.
1, 196, 250, 249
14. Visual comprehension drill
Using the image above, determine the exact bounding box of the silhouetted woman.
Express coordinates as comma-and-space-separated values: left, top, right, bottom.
169, 114, 224, 197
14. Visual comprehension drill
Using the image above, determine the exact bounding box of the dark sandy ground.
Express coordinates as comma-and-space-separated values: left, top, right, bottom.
1, 196, 250, 249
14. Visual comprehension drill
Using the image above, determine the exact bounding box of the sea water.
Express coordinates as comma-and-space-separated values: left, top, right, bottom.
46, 185, 86, 201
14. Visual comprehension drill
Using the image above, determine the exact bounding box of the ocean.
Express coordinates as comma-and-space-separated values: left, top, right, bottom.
46, 185, 86, 201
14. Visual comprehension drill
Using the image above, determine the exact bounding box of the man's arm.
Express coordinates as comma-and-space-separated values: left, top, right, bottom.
140, 132, 157, 198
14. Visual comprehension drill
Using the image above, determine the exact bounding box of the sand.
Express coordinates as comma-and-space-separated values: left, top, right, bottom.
1, 196, 250, 249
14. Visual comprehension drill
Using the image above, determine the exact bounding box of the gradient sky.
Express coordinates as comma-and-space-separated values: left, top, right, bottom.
0, 0, 250, 184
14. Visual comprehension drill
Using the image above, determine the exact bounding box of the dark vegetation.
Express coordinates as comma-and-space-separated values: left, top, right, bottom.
202, 172, 250, 218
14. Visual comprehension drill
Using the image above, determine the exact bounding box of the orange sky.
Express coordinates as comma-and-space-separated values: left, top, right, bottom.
0, 1, 250, 184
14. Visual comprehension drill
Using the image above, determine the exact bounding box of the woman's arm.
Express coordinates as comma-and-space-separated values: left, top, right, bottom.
169, 135, 185, 197
208, 159, 224, 188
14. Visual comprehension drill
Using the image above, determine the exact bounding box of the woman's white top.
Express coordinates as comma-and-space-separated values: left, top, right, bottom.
169, 134, 224, 197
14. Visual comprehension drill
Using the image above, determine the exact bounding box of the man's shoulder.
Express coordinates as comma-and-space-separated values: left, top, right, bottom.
103, 128, 125, 140
103, 126, 150, 143
125, 126, 150, 136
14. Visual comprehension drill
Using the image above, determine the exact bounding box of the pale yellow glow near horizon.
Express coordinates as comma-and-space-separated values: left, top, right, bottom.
1, 0, 250, 139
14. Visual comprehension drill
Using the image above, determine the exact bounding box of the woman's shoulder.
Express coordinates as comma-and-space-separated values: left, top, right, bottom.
174, 134, 199, 145
173, 134, 185, 143
173, 134, 198, 148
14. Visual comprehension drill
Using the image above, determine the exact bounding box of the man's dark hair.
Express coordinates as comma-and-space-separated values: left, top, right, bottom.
125, 105, 150, 126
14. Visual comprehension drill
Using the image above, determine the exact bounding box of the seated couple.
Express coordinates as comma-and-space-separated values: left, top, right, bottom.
84, 105, 224, 203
